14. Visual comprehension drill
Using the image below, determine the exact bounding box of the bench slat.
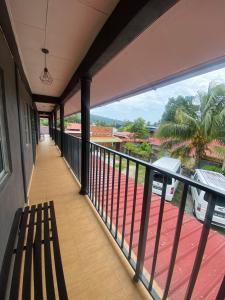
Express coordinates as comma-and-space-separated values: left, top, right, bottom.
9, 206, 29, 300
22, 205, 36, 300
33, 203, 43, 300
0, 208, 22, 300
44, 202, 56, 300
50, 201, 68, 300
1, 201, 68, 300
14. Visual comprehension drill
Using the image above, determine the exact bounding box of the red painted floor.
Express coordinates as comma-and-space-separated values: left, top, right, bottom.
90, 158, 225, 299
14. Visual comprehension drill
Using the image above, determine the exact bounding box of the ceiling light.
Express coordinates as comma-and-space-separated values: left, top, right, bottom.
40, 48, 53, 85
40, 0, 53, 85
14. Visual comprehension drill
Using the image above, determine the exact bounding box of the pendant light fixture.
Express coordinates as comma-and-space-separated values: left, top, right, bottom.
40, 0, 53, 85
40, 48, 53, 85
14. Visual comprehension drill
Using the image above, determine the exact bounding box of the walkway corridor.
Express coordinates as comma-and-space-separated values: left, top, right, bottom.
28, 136, 152, 300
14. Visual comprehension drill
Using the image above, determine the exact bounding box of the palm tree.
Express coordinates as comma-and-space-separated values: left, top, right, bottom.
157, 83, 225, 167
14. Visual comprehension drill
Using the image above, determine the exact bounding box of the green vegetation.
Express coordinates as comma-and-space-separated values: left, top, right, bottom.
124, 142, 152, 161
114, 158, 146, 184
161, 95, 198, 123
64, 113, 123, 128
91, 115, 123, 127
202, 164, 225, 176
40, 119, 48, 126
64, 114, 81, 128
157, 83, 225, 167
119, 117, 149, 139
213, 145, 225, 170
171, 182, 184, 207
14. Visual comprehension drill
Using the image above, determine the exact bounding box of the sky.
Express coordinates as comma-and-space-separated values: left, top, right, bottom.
91, 67, 225, 123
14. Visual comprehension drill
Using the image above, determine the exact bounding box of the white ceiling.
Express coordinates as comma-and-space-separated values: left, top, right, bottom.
36, 102, 55, 112
65, 0, 225, 116
6, 0, 119, 96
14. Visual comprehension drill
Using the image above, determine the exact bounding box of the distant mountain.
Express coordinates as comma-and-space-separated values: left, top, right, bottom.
65, 113, 124, 127
90, 114, 124, 127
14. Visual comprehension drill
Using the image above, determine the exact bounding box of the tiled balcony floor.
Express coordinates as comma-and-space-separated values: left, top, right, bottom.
28, 136, 152, 300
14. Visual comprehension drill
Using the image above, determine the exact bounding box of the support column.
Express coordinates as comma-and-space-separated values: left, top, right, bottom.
50, 114, 53, 138
48, 116, 51, 137
54, 110, 57, 143
38, 114, 41, 140
34, 110, 39, 144
60, 103, 64, 156
80, 76, 91, 195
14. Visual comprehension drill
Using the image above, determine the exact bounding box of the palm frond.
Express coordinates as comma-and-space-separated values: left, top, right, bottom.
171, 143, 193, 159
214, 107, 225, 126
175, 109, 198, 129
160, 138, 184, 150
157, 122, 194, 141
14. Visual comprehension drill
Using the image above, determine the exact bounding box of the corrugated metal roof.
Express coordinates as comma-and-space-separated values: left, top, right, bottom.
153, 157, 181, 172
92, 160, 225, 299
197, 169, 225, 191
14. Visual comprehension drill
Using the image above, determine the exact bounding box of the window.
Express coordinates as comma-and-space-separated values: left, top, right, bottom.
24, 103, 31, 145
204, 192, 225, 206
0, 69, 10, 187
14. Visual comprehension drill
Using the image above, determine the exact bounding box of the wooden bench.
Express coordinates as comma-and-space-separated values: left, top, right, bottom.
0, 201, 68, 300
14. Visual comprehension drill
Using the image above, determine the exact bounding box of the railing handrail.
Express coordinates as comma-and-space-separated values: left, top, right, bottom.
90, 140, 225, 197
59, 131, 225, 199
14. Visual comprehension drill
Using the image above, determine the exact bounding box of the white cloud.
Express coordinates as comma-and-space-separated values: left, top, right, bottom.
91, 67, 225, 123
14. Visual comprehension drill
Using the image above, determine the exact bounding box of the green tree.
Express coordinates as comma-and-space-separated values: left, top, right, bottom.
138, 142, 152, 160
40, 119, 48, 126
129, 118, 149, 139
94, 120, 110, 127
161, 95, 198, 123
124, 142, 152, 160
118, 120, 133, 132
157, 83, 225, 166
124, 142, 137, 153
64, 114, 81, 124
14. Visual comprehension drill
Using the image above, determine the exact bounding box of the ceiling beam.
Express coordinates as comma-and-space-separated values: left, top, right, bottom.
32, 94, 60, 104
38, 111, 51, 115
0, 0, 32, 96
61, 0, 179, 103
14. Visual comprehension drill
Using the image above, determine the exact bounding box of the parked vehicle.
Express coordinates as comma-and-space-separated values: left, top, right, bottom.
152, 157, 181, 201
191, 169, 225, 228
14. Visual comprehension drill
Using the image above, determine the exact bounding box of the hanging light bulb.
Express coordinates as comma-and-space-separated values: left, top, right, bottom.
40, 48, 53, 85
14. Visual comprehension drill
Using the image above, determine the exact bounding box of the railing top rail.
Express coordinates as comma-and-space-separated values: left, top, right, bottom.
62, 131, 225, 199
90, 141, 225, 199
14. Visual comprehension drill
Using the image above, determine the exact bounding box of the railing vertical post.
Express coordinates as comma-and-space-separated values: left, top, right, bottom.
60, 103, 64, 156
80, 76, 91, 195
134, 167, 153, 282
184, 193, 215, 300
53, 109, 57, 143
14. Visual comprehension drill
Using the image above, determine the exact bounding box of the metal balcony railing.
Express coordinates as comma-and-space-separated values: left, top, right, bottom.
54, 129, 225, 300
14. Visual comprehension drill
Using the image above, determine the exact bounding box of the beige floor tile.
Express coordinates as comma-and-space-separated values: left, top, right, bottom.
29, 136, 152, 300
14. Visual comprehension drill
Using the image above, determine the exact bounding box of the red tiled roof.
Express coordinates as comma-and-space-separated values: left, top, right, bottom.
148, 137, 162, 146
167, 139, 225, 161
114, 131, 134, 138
66, 123, 81, 130
206, 140, 225, 160
113, 136, 162, 146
